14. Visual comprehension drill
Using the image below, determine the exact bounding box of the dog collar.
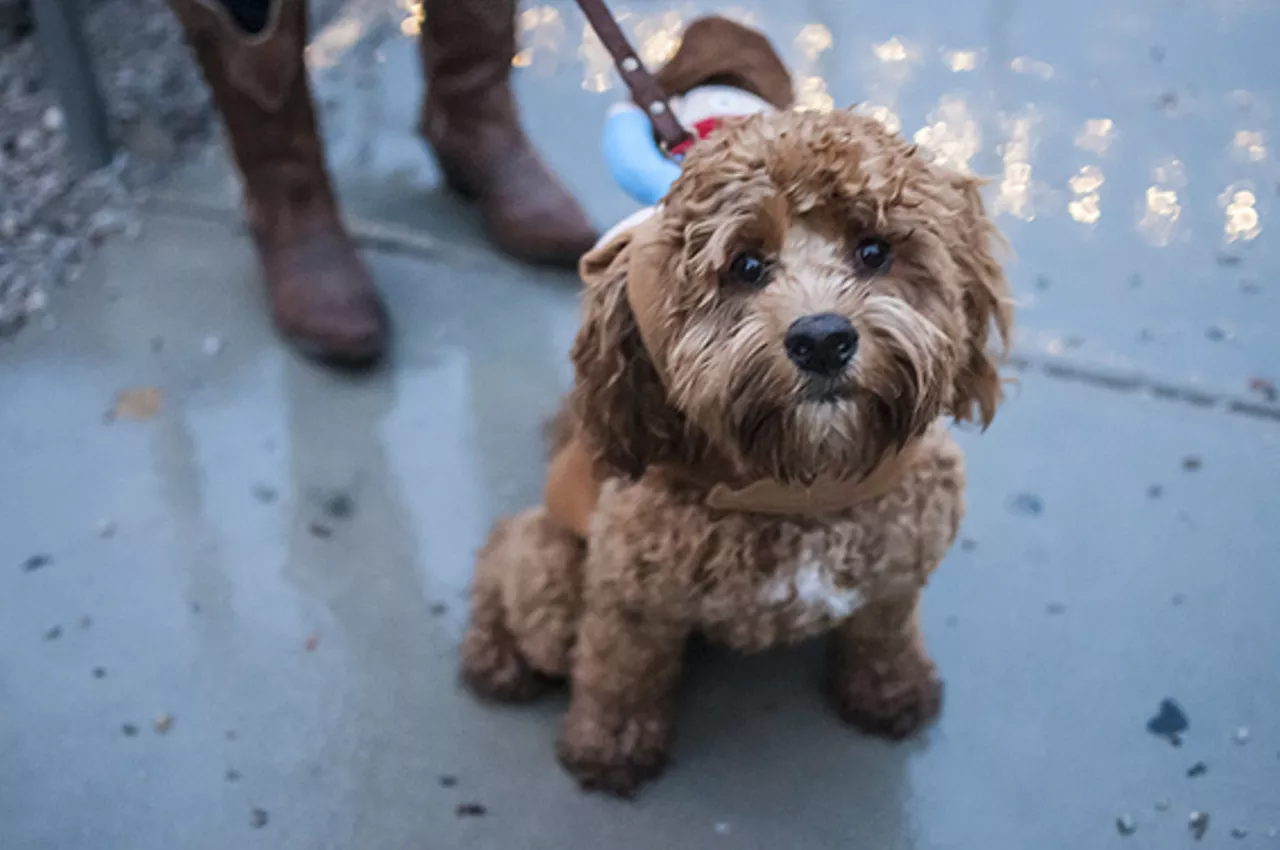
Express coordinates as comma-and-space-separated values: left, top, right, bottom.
545, 434, 922, 539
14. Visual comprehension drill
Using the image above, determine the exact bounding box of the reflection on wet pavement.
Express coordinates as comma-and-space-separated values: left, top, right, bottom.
292, 0, 1280, 392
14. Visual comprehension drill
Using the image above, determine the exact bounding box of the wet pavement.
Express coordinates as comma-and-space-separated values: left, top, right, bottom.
2, 1, 1279, 848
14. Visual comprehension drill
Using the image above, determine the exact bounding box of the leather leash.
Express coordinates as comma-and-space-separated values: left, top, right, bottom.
573, 0, 693, 151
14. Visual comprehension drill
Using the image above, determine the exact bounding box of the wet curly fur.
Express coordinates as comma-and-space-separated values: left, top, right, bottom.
462, 109, 1012, 796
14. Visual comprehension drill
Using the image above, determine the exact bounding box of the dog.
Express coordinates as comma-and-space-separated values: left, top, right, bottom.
460, 18, 1013, 798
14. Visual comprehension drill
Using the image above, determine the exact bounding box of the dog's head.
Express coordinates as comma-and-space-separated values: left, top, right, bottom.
572, 109, 1012, 484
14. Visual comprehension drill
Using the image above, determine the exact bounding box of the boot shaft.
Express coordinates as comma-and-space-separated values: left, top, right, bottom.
420, 0, 516, 103
168, 0, 335, 236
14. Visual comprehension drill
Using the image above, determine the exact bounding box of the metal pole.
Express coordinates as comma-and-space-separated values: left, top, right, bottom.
30, 0, 113, 171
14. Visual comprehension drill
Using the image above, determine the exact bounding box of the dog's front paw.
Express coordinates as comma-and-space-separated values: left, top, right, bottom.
557, 704, 670, 798
827, 659, 944, 740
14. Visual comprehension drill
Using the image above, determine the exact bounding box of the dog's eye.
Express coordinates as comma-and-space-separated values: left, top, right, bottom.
853, 238, 892, 275
725, 251, 771, 288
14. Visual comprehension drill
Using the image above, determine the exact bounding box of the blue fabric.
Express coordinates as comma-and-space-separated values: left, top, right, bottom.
602, 106, 683, 207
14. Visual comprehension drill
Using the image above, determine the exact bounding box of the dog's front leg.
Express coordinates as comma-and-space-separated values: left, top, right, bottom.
825, 593, 943, 740
557, 602, 687, 798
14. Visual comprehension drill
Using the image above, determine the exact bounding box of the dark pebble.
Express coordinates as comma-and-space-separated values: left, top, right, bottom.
322, 492, 354, 519
1156, 91, 1178, 111
121, 723, 139, 737
456, 803, 487, 818
309, 522, 333, 539
250, 808, 269, 829
1216, 251, 1242, 267
93, 667, 106, 679
1046, 603, 1066, 615
22, 554, 51, 572
79, 616, 92, 629
1172, 594, 1186, 606
1146, 698, 1189, 742
1035, 274, 1050, 290
959, 538, 977, 552
225, 730, 238, 741
44, 626, 62, 641
1117, 815, 1138, 836
1187, 761, 1208, 777
1231, 827, 1248, 839
226, 769, 241, 782
1205, 325, 1229, 342
191, 602, 202, 614
429, 602, 448, 616
1190, 811, 1210, 840
438, 775, 458, 788
1182, 456, 1202, 472
1009, 493, 1043, 516
1147, 484, 1163, 499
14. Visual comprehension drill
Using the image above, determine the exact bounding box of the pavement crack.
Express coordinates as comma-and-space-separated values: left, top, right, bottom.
1008, 352, 1280, 423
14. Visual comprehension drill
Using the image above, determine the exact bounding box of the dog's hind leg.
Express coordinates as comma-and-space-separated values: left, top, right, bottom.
461, 507, 586, 702
824, 593, 943, 739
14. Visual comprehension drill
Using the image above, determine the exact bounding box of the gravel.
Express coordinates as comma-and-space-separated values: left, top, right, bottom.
1, 0, 211, 338
1, 0, 346, 338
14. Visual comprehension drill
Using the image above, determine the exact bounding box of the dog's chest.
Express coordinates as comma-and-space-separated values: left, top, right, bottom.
696, 527, 914, 651
757, 553, 866, 625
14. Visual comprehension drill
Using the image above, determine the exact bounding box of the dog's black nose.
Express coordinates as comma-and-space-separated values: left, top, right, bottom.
785, 313, 858, 376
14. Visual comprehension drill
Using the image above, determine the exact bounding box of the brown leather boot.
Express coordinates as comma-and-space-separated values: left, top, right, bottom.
419, 0, 597, 266
169, 0, 387, 364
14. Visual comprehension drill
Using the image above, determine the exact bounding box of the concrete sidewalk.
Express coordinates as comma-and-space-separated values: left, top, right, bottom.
3, 1, 1279, 848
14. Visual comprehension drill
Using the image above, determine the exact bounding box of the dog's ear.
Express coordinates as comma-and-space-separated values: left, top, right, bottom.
570, 229, 682, 479
946, 174, 1013, 428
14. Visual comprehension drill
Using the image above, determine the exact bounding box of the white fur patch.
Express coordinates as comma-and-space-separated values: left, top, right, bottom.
760, 556, 864, 619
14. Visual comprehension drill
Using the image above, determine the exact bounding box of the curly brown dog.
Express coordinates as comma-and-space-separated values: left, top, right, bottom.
460, 20, 1012, 798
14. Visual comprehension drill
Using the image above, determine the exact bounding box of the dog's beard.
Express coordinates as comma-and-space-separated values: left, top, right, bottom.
666, 296, 951, 483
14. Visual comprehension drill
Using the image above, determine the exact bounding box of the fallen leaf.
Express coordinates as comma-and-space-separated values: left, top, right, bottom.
114, 387, 163, 421
1248, 377, 1277, 401
1146, 698, 1189, 743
